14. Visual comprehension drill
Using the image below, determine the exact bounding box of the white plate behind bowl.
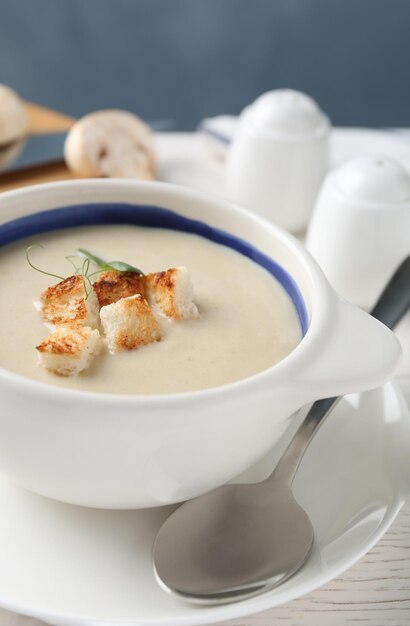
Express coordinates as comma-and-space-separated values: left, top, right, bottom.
330, 127, 410, 170
0, 381, 408, 626
156, 127, 410, 195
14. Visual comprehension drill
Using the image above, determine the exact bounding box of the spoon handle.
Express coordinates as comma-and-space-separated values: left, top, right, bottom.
370, 256, 410, 328
272, 255, 410, 487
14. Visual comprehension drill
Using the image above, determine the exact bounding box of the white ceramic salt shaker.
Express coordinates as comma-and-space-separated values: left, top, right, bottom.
225, 89, 330, 233
306, 156, 410, 380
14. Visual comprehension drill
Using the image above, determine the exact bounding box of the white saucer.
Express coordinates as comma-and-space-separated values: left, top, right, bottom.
0, 381, 408, 626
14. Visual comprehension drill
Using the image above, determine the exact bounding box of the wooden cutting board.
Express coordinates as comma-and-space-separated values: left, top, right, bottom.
0, 102, 79, 193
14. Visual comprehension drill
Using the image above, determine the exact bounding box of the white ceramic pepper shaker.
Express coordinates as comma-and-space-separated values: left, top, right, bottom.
306, 156, 410, 306
225, 89, 330, 233
306, 156, 410, 380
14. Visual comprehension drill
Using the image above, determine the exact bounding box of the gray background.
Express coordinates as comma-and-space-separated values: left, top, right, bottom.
1, 0, 409, 130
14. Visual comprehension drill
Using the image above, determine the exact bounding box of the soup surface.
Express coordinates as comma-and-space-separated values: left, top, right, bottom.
0, 224, 302, 394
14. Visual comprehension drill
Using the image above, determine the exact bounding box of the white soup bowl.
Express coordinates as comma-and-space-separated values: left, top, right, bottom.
0, 180, 401, 508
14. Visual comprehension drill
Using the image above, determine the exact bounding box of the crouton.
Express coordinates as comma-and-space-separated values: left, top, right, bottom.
36, 325, 102, 376
93, 270, 145, 308
40, 275, 99, 328
145, 266, 199, 320
100, 294, 161, 353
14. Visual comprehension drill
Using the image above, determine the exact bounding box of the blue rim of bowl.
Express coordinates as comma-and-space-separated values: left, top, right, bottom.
0, 203, 309, 335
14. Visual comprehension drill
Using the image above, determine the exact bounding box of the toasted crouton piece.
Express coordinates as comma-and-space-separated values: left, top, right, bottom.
100, 294, 161, 353
36, 326, 102, 376
145, 267, 199, 320
93, 270, 145, 307
40, 275, 99, 328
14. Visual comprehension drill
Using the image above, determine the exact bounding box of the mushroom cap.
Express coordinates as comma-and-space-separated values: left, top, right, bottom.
64, 109, 156, 179
0, 84, 28, 146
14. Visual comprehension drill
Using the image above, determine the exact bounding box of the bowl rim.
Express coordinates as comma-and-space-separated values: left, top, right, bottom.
0, 178, 331, 406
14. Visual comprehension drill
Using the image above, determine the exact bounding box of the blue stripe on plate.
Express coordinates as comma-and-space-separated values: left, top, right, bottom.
197, 121, 232, 145
0, 203, 308, 334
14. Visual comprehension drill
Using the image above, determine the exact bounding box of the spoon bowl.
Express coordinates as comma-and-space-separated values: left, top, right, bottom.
153, 481, 314, 603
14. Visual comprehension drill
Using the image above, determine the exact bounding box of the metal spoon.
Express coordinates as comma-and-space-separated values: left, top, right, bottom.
153, 256, 410, 604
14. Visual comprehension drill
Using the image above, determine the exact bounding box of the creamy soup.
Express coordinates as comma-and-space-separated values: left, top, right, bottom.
0, 224, 302, 394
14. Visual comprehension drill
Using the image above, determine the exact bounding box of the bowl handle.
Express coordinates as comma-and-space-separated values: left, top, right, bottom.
288, 296, 402, 403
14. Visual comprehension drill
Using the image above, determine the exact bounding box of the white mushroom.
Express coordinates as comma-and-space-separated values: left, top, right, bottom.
64, 109, 156, 179
0, 84, 28, 146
